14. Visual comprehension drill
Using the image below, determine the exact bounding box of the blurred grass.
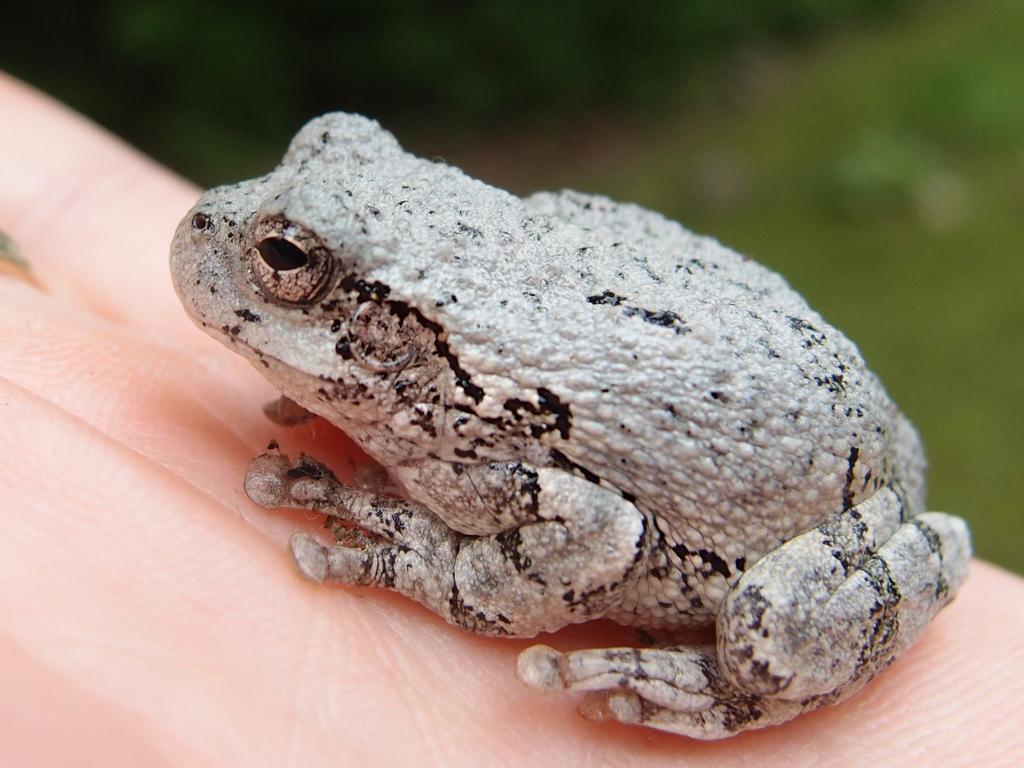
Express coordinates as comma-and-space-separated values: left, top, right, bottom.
2, 0, 909, 185
589, 0, 1024, 572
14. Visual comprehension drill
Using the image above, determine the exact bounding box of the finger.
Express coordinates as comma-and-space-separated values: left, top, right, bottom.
0, 377, 569, 765
0, 634, 168, 766
0, 278, 367, 544
0, 73, 200, 341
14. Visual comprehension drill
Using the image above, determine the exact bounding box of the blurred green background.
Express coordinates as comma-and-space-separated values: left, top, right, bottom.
4, 0, 1021, 572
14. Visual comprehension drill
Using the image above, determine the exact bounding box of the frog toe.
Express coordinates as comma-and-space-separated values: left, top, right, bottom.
244, 453, 293, 508
517, 643, 801, 738
290, 532, 330, 583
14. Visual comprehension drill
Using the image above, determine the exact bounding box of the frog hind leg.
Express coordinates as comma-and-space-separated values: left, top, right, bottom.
517, 487, 971, 739
244, 454, 650, 637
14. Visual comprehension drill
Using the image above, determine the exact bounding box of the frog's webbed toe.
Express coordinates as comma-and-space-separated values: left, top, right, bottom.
245, 454, 456, 546
287, 530, 459, 610
245, 455, 653, 637
245, 452, 462, 607
517, 644, 802, 739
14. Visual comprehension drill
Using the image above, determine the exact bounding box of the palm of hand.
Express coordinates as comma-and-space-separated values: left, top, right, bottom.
1, 74, 1021, 766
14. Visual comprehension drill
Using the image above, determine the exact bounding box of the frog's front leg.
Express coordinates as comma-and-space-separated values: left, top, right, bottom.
518, 487, 971, 739
244, 454, 649, 636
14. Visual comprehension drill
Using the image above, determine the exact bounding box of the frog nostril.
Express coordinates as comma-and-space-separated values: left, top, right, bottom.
256, 237, 309, 271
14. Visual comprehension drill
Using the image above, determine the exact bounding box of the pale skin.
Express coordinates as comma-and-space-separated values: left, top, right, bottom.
1, 73, 1022, 765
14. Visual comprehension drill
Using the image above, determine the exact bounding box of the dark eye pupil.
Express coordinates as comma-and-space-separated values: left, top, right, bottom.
257, 237, 309, 270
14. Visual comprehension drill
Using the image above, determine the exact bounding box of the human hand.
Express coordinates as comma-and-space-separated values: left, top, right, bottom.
1, 73, 1021, 766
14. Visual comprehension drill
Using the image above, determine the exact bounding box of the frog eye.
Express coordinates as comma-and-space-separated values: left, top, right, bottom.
256, 238, 309, 271
250, 220, 334, 305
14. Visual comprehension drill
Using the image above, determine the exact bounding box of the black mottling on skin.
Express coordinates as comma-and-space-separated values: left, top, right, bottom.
387, 301, 410, 321
734, 585, 772, 631
745, 660, 792, 695
627, 515, 649, 570
588, 290, 690, 334
912, 518, 942, 557
675, 257, 705, 275
691, 655, 766, 733
621, 306, 691, 335
786, 315, 820, 335
341, 275, 391, 303
505, 463, 540, 517
550, 449, 601, 485
286, 459, 325, 480
698, 549, 731, 578
234, 308, 261, 323
538, 388, 572, 439
671, 542, 692, 561
456, 221, 483, 239
818, 506, 868, 577
392, 379, 414, 401
409, 407, 438, 438
815, 372, 847, 394
496, 529, 532, 572
326, 277, 484, 410
853, 556, 902, 675
376, 546, 401, 588
448, 580, 468, 626
447, 560, 509, 636
911, 518, 950, 599
560, 584, 609, 615
504, 388, 573, 440
731, 644, 754, 661
842, 446, 860, 511
586, 290, 626, 306
434, 337, 485, 402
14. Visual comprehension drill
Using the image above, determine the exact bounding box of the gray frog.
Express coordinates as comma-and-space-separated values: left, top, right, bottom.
170, 113, 970, 739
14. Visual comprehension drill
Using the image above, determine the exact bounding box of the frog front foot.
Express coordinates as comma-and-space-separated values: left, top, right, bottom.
245, 453, 461, 615
244, 454, 650, 638
518, 487, 970, 738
